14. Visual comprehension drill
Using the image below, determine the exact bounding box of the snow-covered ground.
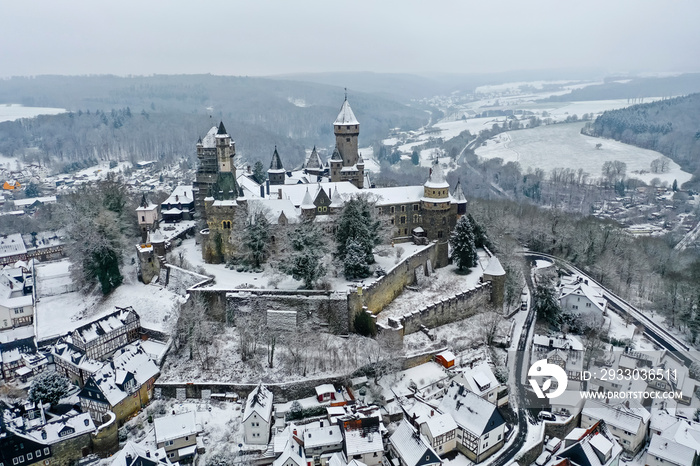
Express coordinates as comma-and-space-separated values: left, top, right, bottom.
35, 259, 184, 341
0, 103, 65, 123
375, 250, 489, 326
475, 123, 692, 185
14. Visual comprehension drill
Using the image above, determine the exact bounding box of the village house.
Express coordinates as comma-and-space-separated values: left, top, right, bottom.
0, 336, 48, 382
453, 362, 508, 407
388, 420, 442, 466
339, 416, 385, 466
580, 399, 650, 455
531, 333, 584, 390
161, 185, 195, 223
437, 382, 506, 463
64, 307, 140, 361
543, 420, 622, 466
79, 342, 160, 426
243, 384, 274, 446
110, 441, 174, 466
0, 264, 34, 329
154, 410, 201, 463
0, 406, 98, 466
645, 419, 700, 466
419, 412, 458, 457
558, 275, 607, 321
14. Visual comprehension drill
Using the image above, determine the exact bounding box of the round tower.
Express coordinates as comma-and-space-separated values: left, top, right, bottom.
268, 146, 286, 186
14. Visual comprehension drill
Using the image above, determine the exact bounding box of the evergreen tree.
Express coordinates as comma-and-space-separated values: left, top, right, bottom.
672, 179, 678, 192
534, 281, 561, 328
450, 215, 477, 271
279, 219, 327, 288
29, 371, 69, 407
243, 210, 270, 268
353, 311, 376, 337
344, 239, 371, 279
411, 150, 420, 165
335, 196, 381, 266
253, 161, 266, 184
467, 213, 491, 249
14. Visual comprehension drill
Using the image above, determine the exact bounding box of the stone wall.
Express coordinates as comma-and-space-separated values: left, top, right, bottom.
159, 264, 212, 296
49, 432, 93, 466
187, 288, 349, 334
400, 282, 492, 335
347, 243, 440, 329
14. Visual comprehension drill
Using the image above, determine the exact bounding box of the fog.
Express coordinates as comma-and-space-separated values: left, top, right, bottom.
2, 0, 699, 77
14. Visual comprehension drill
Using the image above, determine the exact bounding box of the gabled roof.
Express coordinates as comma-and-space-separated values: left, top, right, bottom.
438, 382, 505, 436
110, 441, 173, 466
70, 307, 139, 346
648, 433, 697, 466
390, 420, 441, 466
21, 412, 95, 445
269, 147, 285, 172
155, 411, 199, 444
334, 99, 359, 126
243, 384, 273, 423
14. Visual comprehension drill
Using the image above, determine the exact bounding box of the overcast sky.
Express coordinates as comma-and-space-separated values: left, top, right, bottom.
2, 0, 699, 78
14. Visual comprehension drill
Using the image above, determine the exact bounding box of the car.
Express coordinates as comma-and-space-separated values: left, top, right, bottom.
538, 411, 556, 421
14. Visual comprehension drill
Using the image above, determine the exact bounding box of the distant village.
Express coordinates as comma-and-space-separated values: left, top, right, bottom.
0, 97, 699, 466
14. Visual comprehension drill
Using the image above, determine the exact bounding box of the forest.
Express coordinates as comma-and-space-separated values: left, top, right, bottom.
0, 75, 428, 171
583, 93, 700, 188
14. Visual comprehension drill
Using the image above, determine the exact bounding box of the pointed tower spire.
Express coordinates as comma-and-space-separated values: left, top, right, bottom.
217, 121, 227, 135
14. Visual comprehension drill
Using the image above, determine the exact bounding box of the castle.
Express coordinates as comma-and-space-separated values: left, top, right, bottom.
193, 97, 468, 266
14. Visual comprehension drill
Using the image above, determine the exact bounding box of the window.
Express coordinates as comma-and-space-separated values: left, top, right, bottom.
438, 231, 443, 239
400, 216, 406, 224
433, 203, 437, 207
318, 207, 322, 212
14, 308, 23, 314
12, 460, 18, 466
413, 204, 419, 211
586, 303, 591, 307
26, 455, 32, 462
390, 218, 395, 225
390, 206, 395, 213
222, 220, 231, 229
346, 138, 350, 142
141, 216, 145, 221
401, 205, 405, 212
413, 214, 419, 223
166, 440, 174, 446
36, 451, 41, 458
323, 206, 327, 212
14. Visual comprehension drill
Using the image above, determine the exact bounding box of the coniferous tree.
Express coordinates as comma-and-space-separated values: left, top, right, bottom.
411, 150, 420, 165
253, 161, 266, 184
335, 196, 381, 266
344, 239, 371, 279
534, 280, 561, 328
243, 210, 270, 268
279, 219, 328, 288
29, 372, 70, 407
450, 215, 477, 271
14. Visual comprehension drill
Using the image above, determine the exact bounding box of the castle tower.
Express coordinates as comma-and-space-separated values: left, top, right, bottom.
300, 188, 316, 219
268, 146, 286, 185
421, 161, 451, 267
194, 121, 236, 217
136, 194, 158, 243
334, 96, 360, 167
304, 146, 325, 178
452, 179, 468, 216
215, 121, 235, 174
329, 146, 343, 183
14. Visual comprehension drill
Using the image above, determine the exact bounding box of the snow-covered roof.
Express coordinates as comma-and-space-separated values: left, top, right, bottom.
423, 413, 457, 437
301, 188, 315, 209
304, 423, 342, 449
559, 276, 606, 311
0, 233, 26, 258
201, 126, 218, 148
438, 382, 505, 436
237, 174, 264, 199
390, 420, 439, 466
13, 196, 57, 207
334, 99, 359, 126
582, 399, 650, 434
161, 208, 182, 215
532, 334, 584, 352
163, 185, 194, 206
70, 307, 139, 345
452, 180, 467, 203
366, 186, 425, 206
456, 362, 500, 396
86, 342, 160, 406
21, 412, 95, 444
660, 419, 700, 453
271, 181, 359, 206
305, 147, 324, 170
344, 428, 382, 456
424, 163, 449, 189
315, 384, 335, 396
155, 411, 199, 444
110, 441, 172, 466
648, 432, 697, 465
483, 256, 505, 276
243, 384, 274, 423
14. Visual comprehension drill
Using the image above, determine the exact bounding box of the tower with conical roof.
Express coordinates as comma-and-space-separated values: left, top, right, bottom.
421, 160, 452, 267
331, 92, 363, 188
268, 146, 286, 185
194, 121, 236, 216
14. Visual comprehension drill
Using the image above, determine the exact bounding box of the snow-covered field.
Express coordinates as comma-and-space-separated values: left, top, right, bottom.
0, 103, 65, 123
475, 123, 692, 185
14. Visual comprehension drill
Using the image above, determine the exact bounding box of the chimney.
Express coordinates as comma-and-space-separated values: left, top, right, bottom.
430, 410, 434, 416
146, 451, 151, 458
175, 195, 179, 202
260, 185, 265, 198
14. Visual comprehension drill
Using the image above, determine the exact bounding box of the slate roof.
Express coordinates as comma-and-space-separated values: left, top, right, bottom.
243, 384, 273, 423
305, 146, 324, 169
110, 441, 173, 466
269, 147, 285, 172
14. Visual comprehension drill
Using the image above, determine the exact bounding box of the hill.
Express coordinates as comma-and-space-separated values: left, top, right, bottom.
583, 93, 700, 186
0, 75, 428, 170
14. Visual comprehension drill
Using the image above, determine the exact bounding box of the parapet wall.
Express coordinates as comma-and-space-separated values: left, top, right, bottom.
160, 264, 212, 295
401, 282, 492, 334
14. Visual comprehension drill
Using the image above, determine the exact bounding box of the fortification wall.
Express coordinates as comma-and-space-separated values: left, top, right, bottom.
160, 264, 212, 295
400, 282, 492, 335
